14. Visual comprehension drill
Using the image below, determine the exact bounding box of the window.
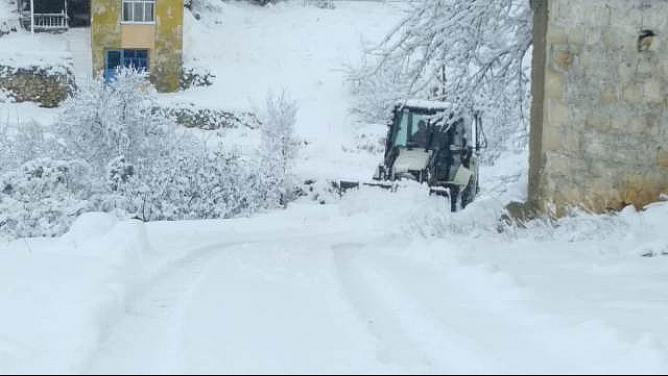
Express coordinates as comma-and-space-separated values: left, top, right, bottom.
392, 111, 410, 147
122, 0, 155, 23
409, 113, 432, 147
105, 49, 150, 82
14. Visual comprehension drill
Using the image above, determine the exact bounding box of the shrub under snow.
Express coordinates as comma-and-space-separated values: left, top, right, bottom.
0, 69, 291, 239
0, 159, 93, 238
259, 91, 299, 207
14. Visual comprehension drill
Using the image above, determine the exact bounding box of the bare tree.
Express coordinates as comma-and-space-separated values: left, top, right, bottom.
259, 90, 299, 208
351, 0, 533, 160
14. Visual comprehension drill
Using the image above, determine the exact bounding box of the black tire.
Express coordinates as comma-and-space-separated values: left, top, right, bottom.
449, 186, 460, 212
461, 175, 478, 209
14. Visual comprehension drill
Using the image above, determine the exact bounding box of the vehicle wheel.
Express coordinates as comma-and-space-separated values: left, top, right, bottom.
461, 176, 477, 209
450, 186, 460, 212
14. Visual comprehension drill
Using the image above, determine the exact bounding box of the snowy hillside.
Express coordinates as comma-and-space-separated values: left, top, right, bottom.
172, 0, 407, 180
1, 1, 667, 374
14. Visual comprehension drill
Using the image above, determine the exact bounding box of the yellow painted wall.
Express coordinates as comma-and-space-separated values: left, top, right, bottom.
153, 0, 184, 92
91, 0, 122, 75
121, 24, 156, 50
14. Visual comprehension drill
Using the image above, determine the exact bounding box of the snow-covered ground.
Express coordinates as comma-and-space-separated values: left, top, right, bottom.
2, 184, 668, 374
1, 1, 668, 374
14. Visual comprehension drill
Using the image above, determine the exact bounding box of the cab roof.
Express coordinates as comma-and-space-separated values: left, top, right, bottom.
396, 99, 452, 112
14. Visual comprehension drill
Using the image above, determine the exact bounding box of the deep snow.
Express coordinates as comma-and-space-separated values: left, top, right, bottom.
1, 1, 667, 374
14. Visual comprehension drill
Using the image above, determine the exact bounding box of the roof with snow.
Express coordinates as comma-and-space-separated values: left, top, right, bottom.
397, 99, 453, 111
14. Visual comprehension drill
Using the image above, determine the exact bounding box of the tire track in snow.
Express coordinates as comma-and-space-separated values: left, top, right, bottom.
334, 244, 668, 374
331, 243, 431, 371
331, 243, 491, 373
83, 240, 251, 374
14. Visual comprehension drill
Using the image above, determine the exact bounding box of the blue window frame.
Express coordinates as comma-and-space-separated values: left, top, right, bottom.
104, 49, 150, 82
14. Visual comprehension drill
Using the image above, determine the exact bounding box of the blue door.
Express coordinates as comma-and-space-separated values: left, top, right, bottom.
105, 49, 149, 82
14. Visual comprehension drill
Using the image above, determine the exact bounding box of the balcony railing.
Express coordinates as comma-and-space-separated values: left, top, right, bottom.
21, 12, 68, 31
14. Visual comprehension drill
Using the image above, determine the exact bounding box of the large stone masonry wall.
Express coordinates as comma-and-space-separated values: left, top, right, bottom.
529, 0, 668, 215
0, 65, 74, 108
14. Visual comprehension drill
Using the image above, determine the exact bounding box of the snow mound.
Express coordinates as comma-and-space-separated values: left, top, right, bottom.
0, 32, 72, 72
0, 216, 154, 373
61, 212, 119, 249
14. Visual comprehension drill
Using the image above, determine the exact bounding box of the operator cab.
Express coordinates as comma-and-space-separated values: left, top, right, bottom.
376, 99, 483, 211
389, 108, 442, 150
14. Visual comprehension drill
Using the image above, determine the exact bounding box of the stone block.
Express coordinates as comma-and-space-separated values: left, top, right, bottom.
642, 80, 664, 103
551, 1, 578, 28
659, 150, 668, 170
642, 4, 668, 30
601, 27, 630, 50
609, 113, 630, 131
547, 26, 569, 45
617, 59, 637, 82
583, 28, 602, 46
542, 123, 566, 152
636, 57, 656, 78
550, 44, 577, 73
600, 86, 620, 103
544, 152, 573, 174
545, 73, 565, 99
622, 82, 643, 103
546, 98, 571, 126
585, 110, 612, 130
609, 4, 642, 28
619, 174, 663, 209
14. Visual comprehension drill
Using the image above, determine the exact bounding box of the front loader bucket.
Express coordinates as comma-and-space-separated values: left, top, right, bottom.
331, 180, 397, 197
332, 180, 361, 196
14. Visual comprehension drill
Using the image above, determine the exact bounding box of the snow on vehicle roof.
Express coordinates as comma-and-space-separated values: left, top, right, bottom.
397, 99, 453, 111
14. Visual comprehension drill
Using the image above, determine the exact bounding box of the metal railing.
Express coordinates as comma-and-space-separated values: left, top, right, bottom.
20, 11, 68, 31
32, 12, 68, 31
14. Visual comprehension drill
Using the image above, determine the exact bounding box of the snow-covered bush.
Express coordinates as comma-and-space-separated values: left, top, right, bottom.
0, 69, 277, 239
0, 88, 13, 102
0, 120, 56, 177
55, 69, 168, 175
0, 158, 93, 239
180, 66, 216, 89
101, 145, 265, 222
305, 0, 335, 10
259, 91, 299, 207
160, 104, 261, 130
0, 122, 11, 175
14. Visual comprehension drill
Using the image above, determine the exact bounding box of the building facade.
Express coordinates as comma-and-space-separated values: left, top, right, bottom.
91, 0, 184, 92
529, 0, 668, 215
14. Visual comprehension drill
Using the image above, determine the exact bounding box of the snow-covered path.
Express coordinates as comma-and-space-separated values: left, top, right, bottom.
2, 191, 668, 374
72, 197, 668, 375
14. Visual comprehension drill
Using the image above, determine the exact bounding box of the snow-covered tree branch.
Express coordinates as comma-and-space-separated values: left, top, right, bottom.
350, 0, 533, 160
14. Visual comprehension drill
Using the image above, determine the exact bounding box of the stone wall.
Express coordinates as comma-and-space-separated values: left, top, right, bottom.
529, 0, 668, 215
0, 65, 74, 108
159, 104, 261, 130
